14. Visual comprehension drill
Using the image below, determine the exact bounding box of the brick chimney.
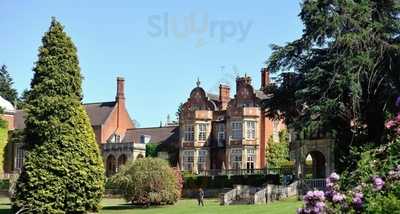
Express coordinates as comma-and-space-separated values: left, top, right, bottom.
219, 84, 230, 110
116, 77, 125, 132
236, 74, 252, 93
116, 77, 125, 102
261, 67, 270, 89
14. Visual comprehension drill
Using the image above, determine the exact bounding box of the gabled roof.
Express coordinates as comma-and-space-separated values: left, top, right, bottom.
84, 102, 116, 126
122, 126, 179, 145
14, 101, 117, 130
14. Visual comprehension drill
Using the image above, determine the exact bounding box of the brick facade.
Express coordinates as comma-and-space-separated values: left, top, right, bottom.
179, 69, 285, 173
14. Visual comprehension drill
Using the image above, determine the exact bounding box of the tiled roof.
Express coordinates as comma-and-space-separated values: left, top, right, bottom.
84, 102, 116, 126
123, 126, 179, 145
14, 101, 117, 129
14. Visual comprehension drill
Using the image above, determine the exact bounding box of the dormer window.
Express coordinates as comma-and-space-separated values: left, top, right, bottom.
140, 135, 151, 144
108, 134, 121, 143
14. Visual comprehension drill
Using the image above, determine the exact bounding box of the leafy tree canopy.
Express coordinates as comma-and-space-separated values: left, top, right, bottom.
264, 0, 400, 171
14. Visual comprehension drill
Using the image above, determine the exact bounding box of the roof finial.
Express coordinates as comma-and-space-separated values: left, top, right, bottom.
196, 77, 201, 87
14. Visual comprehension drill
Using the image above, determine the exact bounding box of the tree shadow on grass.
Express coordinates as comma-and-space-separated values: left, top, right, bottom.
102, 204, 168, 211
0, 208, 10, 214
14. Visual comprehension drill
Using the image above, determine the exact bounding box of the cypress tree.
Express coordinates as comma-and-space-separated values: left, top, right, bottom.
12, 18, 105, 213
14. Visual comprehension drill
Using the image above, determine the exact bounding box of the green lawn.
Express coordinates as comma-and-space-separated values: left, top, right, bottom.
99, 197, 302, 214
0, 197, 302, 214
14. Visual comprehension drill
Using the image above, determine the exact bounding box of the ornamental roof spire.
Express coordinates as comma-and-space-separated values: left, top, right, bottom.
196, 77, 201, 87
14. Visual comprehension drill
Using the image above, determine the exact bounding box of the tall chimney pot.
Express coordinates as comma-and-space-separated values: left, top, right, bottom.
219, 84, 230, 110
116, 77, 125, 101
261, 67, 270, 89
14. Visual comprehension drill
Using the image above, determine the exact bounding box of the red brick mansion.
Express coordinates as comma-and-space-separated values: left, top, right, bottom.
178, 68, 284, 173
0, 68, 284, 176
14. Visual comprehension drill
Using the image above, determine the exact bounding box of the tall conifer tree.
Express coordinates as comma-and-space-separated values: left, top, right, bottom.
12, 18, 104, 213
0, 65, 18, 104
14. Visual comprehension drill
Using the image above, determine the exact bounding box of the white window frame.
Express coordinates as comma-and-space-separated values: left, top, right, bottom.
197, 150, 207, 171
230, 149, 242, 170
184, 125, 194, 142
231, 121, 242, 140
198, 123, 207, 141
183, 150, 194, 171
247, 148, 256, 162
246, 121, 256, 140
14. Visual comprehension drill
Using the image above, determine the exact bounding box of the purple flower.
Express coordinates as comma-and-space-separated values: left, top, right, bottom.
352, 192, 363, 209
354, 192, 363, 199
396, 96, 400, 107
316, 201, 325, 209
373, 177, 385, 190
332, 192, 345, 203
329, 172, 340, 181
314, 190, 325, 199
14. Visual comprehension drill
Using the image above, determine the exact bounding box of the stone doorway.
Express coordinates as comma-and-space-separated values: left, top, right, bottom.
304, 151, 326, 179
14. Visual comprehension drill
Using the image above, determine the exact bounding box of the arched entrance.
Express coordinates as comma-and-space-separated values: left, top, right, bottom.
117, 154, 127, 170
137, 154, 144, 159
304, 151, 326, 179
106, 155, 117, 177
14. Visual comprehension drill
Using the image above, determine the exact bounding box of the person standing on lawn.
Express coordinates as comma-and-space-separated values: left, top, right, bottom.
197, 188, 204, 206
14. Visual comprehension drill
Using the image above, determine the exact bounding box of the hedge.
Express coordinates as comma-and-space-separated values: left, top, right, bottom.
183, 174, 280, 189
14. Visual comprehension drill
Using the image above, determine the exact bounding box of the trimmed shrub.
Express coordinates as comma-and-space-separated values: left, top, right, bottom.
12, 18, 104, 213
0, 121, 7, 176
183, 174, 280, 189
111, 158, 181, 206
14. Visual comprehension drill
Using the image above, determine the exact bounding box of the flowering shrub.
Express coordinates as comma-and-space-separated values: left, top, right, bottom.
297, 99, 400, 213
297, 190, 326, 213
111, 158, 180, 206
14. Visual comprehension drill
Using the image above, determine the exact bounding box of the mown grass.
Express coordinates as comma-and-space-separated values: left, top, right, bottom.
0, 196, 302, 214
99, 197, 302, 214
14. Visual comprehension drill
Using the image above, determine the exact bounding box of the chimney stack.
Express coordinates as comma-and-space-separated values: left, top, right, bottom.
116, 77, 125, 102
219, 84, 230, 110
236, 75, 252, 94
261, 67, 270, 89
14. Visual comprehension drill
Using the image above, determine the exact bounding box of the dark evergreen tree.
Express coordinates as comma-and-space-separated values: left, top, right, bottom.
16, 89, 30, 109
264, 0, 400, 171
12, 18, 105, 213
0, 65, 18, 104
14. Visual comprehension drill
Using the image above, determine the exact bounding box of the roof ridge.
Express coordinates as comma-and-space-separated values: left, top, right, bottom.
83, 101, 116, 105
128, 126, 178, 130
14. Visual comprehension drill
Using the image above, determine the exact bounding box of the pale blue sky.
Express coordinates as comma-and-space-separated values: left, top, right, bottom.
0, 0, 303, 127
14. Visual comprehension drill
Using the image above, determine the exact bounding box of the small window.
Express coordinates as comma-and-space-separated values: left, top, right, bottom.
140, 135, 151, 144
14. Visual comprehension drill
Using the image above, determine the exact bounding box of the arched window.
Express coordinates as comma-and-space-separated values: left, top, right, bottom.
106, 155, 117, 177
117, 154, 127, 170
